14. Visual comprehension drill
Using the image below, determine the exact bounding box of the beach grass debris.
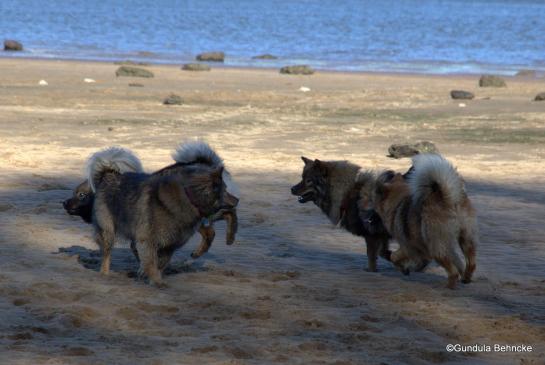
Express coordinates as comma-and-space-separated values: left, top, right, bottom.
252, 54, 278, 60
387, 141, 439, 159
4, 39, 23, 51
280, 65, 314, 75
163, 94, 183, 105
479, 75, 506, 87
115, 66, 154, 78
450, 90, 474, 100
534, 92, 545, 101
196, 52, 224, 62
182, 63, 211, 71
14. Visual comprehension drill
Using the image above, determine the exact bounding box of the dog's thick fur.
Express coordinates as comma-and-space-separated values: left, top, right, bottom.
87, 144, 235, 287
291, 157, 391, 272
371, 154, 478, 289
64, 142, 238, 262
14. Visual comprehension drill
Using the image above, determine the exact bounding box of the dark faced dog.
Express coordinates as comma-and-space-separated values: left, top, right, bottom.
291, 157, 391, 272
63, 180, 94, 223
64, 142, 239, 266
88, 147, 232, 287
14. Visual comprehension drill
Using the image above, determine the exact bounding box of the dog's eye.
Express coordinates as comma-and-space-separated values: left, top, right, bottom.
305, 179, 312, 184
78, 193, 87, 199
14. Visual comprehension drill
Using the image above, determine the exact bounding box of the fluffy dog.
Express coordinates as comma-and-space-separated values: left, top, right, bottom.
63, 142, 238, 262
291, 157, 391, 272
87, 144, 236, 287
369, 154, 477, 289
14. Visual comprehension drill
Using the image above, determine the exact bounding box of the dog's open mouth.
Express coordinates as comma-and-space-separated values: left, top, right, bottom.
297, 192, 314, 203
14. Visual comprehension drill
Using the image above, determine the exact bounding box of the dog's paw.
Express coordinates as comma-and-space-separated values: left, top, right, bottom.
153, 281, 169, 289
191, 251, 203, 259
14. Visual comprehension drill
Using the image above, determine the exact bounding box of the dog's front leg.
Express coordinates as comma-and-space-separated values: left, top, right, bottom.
223, 210, 238, 245
96, 229, 115, 275
191, 224, 216, 259
364, 235, 389, 272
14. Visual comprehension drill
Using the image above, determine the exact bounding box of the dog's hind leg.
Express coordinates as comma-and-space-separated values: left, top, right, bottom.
95, 229, 115, 275
136, 241, 166, 288
130, 240, 140, 262
379, 237, 392, 262
158, 246, 176, 272
191, 224, 216, 259
435, 253, 460, 289
459, 230, 477, 284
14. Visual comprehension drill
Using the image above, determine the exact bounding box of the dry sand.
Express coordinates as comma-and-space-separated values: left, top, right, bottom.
0, 58, 544, 365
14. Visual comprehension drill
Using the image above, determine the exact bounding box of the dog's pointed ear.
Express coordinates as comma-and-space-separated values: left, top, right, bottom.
314, 159, 328, 176
375, 182, 386, 197
211, 166, 224, 182
392, 173, 404, 182
301, 156, 313, 166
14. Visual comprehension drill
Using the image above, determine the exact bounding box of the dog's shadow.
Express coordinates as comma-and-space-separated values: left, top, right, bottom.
57, 246, 209, 277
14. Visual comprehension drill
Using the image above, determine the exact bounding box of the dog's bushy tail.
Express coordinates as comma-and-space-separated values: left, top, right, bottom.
172, 140, 223, 168
86, 147, 143, 192
408, 154, 464, 207
172, 139, 239, 198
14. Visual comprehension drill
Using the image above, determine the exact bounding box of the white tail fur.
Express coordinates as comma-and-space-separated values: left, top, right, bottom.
408, 154, 464, 206
86, 147, 143, 192
172, 139, 239, 198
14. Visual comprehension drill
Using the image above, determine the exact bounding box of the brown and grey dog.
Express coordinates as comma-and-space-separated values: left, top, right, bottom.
63, 142, 238, 264
367, 154, 477, 289
291, 157, 392, 272
87, 143, 237, 287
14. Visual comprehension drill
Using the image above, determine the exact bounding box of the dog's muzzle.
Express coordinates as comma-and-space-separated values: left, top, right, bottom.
291, 184, 314, 204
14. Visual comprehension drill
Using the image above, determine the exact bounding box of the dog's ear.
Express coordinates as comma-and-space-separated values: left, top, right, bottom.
211, 166, 224, 183
301, 156, 313, 166
392, 173, 404, 183
375, 182, 386, 198
314, 159, 328, 176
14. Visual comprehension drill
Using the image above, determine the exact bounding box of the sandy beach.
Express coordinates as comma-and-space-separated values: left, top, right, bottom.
0, 58, 544, 365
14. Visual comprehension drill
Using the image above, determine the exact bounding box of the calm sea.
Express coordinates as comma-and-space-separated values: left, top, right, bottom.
1, 0, 544, 74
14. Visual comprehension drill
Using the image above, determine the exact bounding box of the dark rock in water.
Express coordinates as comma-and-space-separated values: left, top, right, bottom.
182, 63, 211, 71
128, 83, 144, 87
4, 40, 23, 51
479, 75, 506, 87
114, 60, 150, 66
115, 66, 154, 78
252, 54, 278, 60
450, 90, 475, 100
196, 52, 225, 62
388, 141, 439, 159
279, 65, 315, 75
515, 69, 536, 77
534, 92, 545, 101
163, 94, 183, 105
0, 203, 14, 212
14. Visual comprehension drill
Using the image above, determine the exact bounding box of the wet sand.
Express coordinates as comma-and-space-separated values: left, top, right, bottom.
0, 58, 544, 365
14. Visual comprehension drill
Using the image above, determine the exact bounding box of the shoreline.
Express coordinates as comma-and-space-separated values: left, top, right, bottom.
1, 53, 543, 79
